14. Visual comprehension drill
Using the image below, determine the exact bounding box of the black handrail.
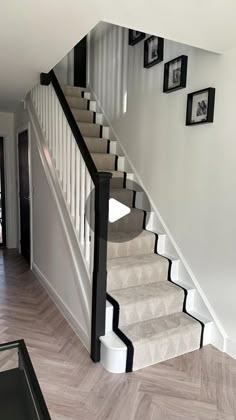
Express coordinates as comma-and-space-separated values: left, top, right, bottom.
40, 71, 111, 363
40, 71, 98, 183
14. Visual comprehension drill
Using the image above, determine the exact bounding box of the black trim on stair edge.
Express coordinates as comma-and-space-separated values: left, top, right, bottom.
107, 140, 110, 154
100, 125, 103, 138
81, 91, 84, 98
153, 234, 205, 348
87, 100, 90, 111
114, 155, 118, 171
106, 293, 134, 372
93, 112, 96, 124
123, 172, 127, 188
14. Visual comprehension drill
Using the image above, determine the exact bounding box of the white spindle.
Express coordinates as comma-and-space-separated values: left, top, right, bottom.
85, 169, 91, 263
48, 86, 52, 151
80, 160, 85, 247
31, 83, 96, 276
55, 99, 59, 170
58, 107, 63, 182
75, 147, 81, 231
66, 128, 71, 205
62, 117, 67, 194
71, 140, 76, 219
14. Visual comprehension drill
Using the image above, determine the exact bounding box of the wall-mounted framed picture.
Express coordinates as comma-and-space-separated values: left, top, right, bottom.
186, 87, 215, 126
144, 36, 164, 68
129, 30, 145, 46
163, 55, 188, 93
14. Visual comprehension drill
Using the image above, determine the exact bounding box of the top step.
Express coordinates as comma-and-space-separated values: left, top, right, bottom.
63, 86, 90, 97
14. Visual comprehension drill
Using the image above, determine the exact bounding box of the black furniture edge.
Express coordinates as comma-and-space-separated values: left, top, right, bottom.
0, 339, 51, 419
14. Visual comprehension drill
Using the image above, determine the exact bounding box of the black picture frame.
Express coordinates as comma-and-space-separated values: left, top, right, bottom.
186, 87, 215, 126
163, 55, 188, 93
144, 36, 164, 68
129, 30, 145, 46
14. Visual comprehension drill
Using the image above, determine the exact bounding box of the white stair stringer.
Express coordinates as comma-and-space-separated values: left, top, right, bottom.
26, 93, 92, 351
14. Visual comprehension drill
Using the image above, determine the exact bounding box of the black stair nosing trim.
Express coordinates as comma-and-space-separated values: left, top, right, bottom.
81, 91, 84, 98
106, 293, 134, 372
107, 140, 110, 154
132, 190, 137, 208
114, 155, 119, 171
123, 172, 127, 188
142, 210, 148, 230
87, 99, 90, 110
100, 125, 103, 138
93, 112, 96, 124
153, 233, 205, 349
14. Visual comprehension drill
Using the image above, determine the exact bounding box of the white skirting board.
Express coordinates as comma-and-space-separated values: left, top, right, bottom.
32, 262, 90, 352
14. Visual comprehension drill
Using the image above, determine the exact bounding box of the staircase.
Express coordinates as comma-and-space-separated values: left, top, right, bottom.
62, 85, 204, 372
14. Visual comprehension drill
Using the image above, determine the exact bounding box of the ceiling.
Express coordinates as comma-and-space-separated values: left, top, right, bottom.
1, 0, 236, 111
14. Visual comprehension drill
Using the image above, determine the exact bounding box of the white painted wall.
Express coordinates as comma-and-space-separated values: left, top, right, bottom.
54, 50, 74, 86
3, 0, 236, 110
0, 112, 17, 248
89, 23, 236, 348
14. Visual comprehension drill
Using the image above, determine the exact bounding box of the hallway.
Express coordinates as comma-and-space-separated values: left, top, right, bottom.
0, 249, 235, 419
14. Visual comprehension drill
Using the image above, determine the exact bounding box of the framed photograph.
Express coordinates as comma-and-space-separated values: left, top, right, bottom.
144, 36, 164, 68
186, 88, 215, 126
129, 30, 145, 46
163, 55, 188, 93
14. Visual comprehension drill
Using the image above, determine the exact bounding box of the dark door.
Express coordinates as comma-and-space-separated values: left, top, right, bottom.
0, 138, 6, 247
74, 36, 87, 87
18, 130, 30, 263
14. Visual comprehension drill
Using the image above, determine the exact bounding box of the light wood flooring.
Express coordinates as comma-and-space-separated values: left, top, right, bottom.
0, 249, 235, 420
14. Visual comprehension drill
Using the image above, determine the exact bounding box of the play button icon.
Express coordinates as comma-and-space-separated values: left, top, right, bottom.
109, 198, 131, 223
85, 177, 151, 242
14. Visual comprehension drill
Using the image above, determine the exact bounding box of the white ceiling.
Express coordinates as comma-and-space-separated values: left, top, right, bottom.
1, 0, 236, 111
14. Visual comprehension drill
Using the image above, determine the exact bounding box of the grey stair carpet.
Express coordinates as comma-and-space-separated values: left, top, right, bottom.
91, 153, 116, 171
63, 85, 90, 96
84, 137, 108, 153
77, 122, 101, 138
71, 108, 94, 123
64, 85, 203, 372
66, 96, 89, 110
110, 189, 134, 206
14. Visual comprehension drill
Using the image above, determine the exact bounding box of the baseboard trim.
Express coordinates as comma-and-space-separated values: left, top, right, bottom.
32, 262, 90, 352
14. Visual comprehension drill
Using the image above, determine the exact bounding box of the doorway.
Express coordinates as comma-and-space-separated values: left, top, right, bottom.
0, 138, 6, 247
18, 130, 30, 264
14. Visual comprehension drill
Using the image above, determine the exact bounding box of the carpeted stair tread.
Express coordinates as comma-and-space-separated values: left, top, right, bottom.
84, 137, 108, 153
122, 312, 202, 371
107, 254, 169, 290
100, 171, 125, 189
63, 84, 204, 373
110, 189, 134, 207
63, 86, 90, 97
71, 108, 94, 123
109, 281, 184, 327
66, 95, 89, 110
77, 122, 101, 137
109, 208, 144, 232
92, 153, 117, 171
108, 230, 155, 258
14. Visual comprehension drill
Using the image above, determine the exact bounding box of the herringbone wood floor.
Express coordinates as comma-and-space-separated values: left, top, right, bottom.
0, 249, 235, 419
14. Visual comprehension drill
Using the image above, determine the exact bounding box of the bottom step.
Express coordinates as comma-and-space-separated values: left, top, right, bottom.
100, 312, 202, 373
